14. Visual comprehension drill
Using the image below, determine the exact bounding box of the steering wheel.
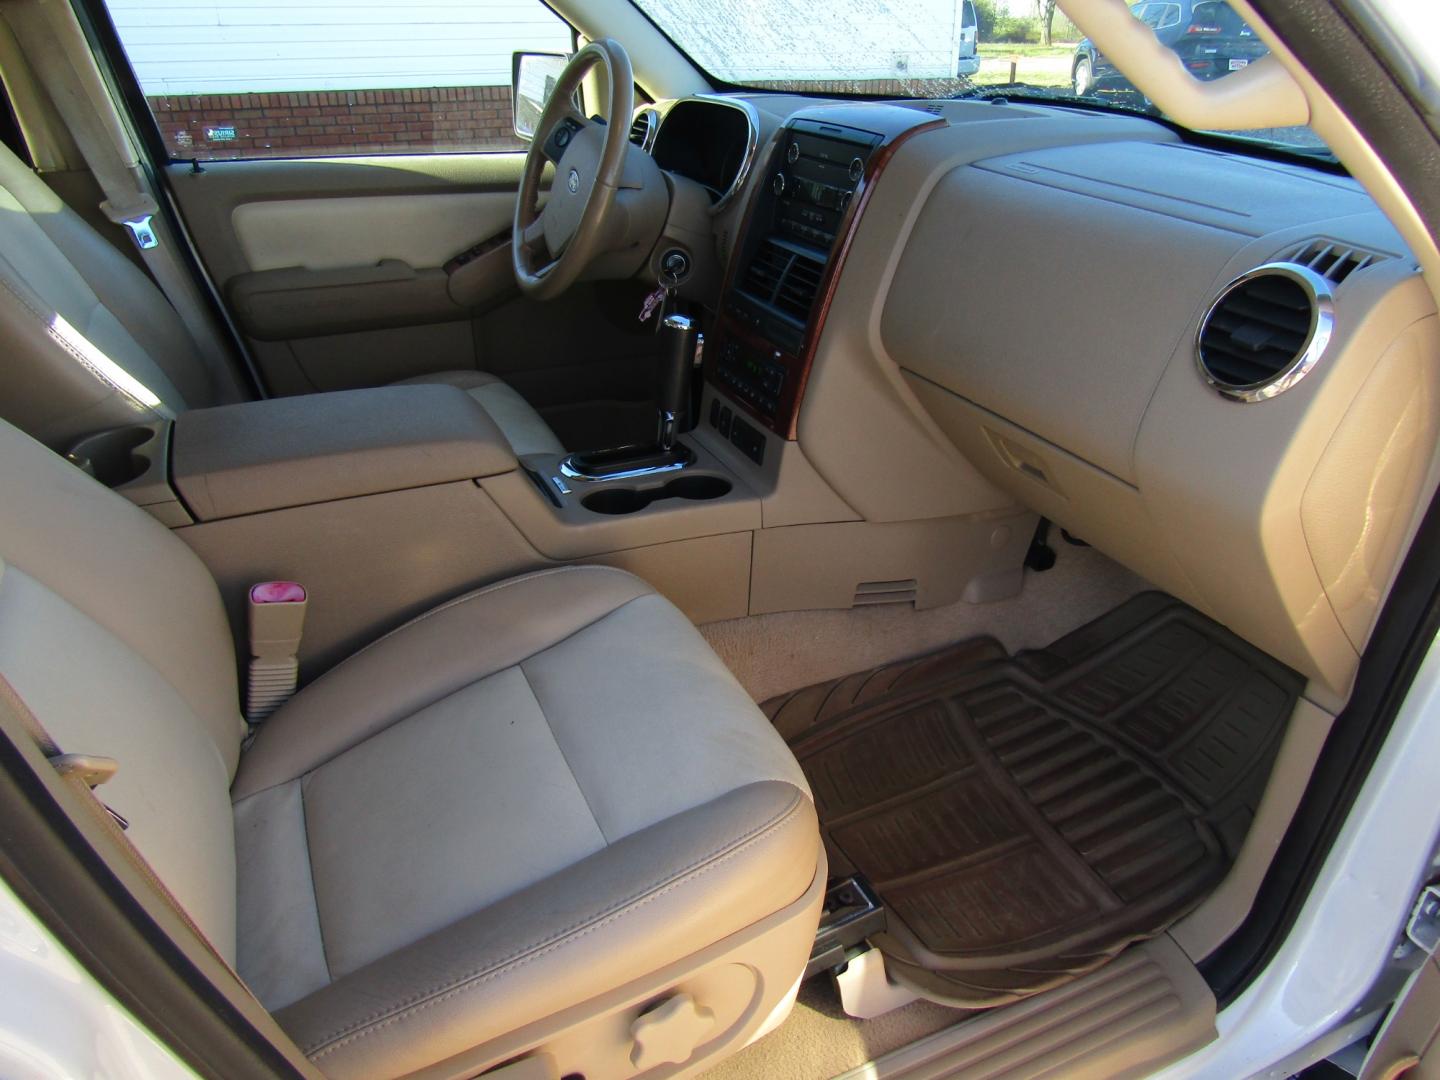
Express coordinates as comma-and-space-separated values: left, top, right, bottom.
513, 39, 635, 300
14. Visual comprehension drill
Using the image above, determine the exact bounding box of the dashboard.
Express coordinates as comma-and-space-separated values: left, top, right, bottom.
633, 91, 1440, 707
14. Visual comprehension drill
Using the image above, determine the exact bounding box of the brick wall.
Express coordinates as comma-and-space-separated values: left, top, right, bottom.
746, 77, 967, 96
147, 85, 524, 161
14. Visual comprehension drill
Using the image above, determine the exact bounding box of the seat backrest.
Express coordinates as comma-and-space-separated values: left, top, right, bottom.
0, 139, 214, 449
0, 417, 244, 959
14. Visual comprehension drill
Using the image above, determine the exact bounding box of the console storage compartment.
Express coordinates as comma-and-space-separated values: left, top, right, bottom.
172, 384, 516, 520
168, 385, 538, 682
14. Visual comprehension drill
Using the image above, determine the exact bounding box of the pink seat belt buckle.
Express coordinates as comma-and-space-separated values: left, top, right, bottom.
246, 582, 307, 722
251, 581, 306, 605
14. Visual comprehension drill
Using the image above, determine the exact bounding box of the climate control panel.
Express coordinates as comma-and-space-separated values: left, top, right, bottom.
714, 338, 787, 419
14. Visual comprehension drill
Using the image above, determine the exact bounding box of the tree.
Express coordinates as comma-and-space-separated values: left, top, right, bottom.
972, 0, 1000, 38
1041, 0, 1058, 43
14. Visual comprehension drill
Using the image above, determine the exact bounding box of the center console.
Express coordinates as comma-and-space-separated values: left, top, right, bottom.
76, 384, 760, 680
705, 108, 943, 442
63, 104, 1027, 695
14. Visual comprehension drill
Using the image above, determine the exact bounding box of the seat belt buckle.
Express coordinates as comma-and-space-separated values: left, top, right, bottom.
100, 196, 160, 251
121, 214, 159, 250
246, 582, 307, 723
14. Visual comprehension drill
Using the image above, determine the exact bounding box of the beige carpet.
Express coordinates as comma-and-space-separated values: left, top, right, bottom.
701, 542, 1149, 704
701, 976, 967, 1080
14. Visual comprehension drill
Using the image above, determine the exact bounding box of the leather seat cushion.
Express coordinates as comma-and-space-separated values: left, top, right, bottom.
391, 370, 565, 456
231, 566, 817, 1078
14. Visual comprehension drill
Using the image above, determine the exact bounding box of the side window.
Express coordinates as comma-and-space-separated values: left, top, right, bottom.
100, 0, 572, 161
1154, 3, 1183, 29
961, 1, 977, 30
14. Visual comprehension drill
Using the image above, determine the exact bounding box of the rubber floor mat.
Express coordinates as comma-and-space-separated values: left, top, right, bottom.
766, 593, 1304, 1006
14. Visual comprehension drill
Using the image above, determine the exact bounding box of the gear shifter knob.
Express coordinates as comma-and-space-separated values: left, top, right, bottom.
658, 313, 696, 451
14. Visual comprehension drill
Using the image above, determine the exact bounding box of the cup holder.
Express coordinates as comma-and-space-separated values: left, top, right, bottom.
582, 488, 650, 516
581, 474, 732, 516
66, 424, 160, 488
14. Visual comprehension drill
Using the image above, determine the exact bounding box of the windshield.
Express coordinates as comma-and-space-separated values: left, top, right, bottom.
631, 0, 1330, 158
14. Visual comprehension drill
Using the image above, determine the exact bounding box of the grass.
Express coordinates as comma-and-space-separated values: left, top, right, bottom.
970, 45, 1077, 89
970, 69, 1072, 88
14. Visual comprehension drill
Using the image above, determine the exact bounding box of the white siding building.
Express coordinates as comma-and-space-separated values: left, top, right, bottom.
105, 0, 573, 95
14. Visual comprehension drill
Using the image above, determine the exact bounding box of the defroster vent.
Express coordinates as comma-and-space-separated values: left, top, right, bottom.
1282, 239, 1384, 285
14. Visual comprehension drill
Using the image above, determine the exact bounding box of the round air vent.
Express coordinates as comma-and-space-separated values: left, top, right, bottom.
1196, 263, 1334, 402
629, 108, 657, 149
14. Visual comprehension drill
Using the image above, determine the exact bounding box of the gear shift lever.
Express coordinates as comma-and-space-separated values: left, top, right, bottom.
657, 313, 696, 451
558, 310, 699, 481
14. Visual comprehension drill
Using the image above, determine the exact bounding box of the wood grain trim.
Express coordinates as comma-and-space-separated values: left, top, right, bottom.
706, 110, 946, 440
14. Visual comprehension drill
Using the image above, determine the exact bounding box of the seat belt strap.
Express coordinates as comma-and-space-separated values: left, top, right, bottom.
0, 0, 244, 403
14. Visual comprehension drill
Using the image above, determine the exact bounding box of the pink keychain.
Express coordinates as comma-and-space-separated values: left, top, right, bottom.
638, 285, 666, 322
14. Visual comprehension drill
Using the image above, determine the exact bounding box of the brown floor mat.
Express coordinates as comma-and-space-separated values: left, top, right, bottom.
765, 593, 1304, 1006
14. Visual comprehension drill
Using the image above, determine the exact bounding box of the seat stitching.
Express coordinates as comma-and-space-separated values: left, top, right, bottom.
0, 275, 155, 410
305, 791, 806, 1056
303, 789, 809, 1057
297, 777, 333, 984
341, 565, 648, 665
518, 663, 610, 846
236, 592, 660, 800
282, 566, 648, 695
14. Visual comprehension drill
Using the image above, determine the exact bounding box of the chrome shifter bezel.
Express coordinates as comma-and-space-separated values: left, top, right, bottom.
558, 443, 695, 483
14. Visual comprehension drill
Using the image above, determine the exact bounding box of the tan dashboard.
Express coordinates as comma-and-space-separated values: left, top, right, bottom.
683, 95, 1439, 704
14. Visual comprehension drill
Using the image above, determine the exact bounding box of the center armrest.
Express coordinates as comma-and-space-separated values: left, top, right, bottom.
172, 384, 516, 521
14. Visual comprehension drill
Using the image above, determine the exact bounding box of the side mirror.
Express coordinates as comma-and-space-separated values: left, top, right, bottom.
512, 52, 572, 142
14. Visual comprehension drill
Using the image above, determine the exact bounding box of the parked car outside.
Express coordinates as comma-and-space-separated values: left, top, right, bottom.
957, 0, 980, 77
1071, 0, 1268, 104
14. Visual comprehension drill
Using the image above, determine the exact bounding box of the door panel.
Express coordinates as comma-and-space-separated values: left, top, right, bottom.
232, 191, 516, 272
166, 153, 662, 442
166, 153, 531, 284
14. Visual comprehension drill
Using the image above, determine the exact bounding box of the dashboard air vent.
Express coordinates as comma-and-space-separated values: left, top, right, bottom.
774, 252, 823, 322
740, 239, 825, 326
1282, 239, 1382, 285
742, 240, 790, 302
1196, 263, 1333, 402
629, 108, 657, 150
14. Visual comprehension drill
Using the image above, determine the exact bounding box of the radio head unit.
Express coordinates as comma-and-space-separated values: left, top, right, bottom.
702, 107, 943, 442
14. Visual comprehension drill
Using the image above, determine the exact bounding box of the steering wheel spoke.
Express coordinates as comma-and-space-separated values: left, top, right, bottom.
519, 215, 548, 254
512, 39, 635, 301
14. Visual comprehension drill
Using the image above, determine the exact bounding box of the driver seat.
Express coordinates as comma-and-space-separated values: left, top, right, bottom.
0, 138, 564, 456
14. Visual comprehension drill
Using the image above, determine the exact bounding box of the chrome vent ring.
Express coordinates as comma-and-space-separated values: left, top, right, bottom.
629, 107, 658, 150
1196, 262, 1334, 403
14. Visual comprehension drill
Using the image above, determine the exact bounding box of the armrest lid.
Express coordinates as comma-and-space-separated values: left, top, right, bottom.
173, 385, 516, 521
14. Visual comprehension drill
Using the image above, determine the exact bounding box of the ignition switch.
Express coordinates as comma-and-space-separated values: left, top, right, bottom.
660, 249, 691, 282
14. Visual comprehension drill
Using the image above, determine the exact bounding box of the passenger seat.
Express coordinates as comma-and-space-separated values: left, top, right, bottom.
0, 139, 565, 457
0, 416, 823, 1078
